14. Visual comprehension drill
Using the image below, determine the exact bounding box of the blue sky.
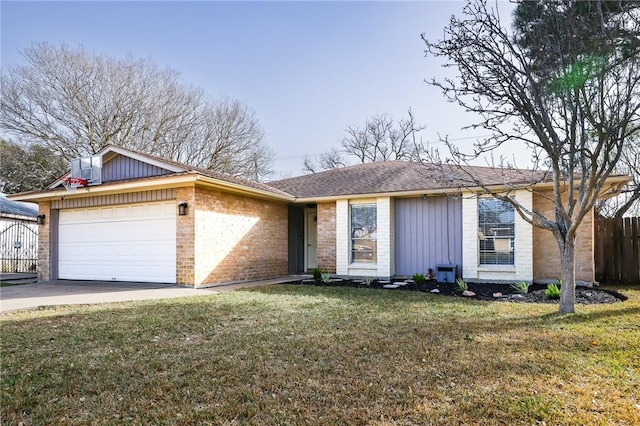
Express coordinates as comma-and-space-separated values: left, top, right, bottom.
1, 1, 522, 178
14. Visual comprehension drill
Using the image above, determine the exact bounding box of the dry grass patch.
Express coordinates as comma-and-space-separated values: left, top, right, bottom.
1, 285, 639, 425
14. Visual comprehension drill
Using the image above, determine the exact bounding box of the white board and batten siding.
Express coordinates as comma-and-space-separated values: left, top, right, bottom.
58, 201, 177, 283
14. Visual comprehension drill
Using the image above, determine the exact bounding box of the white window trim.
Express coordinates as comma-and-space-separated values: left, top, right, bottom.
349, 203, 377, 265
478, 197, 516, 266
462, 191, 533, 282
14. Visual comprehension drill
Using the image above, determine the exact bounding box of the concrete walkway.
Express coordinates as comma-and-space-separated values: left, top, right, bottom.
0, 276, 306, 313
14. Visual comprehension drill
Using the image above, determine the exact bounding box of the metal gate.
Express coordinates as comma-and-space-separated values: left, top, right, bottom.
0, 222, 38, 273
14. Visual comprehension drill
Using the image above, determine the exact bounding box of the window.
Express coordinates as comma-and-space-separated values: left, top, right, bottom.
351, 204, 377, 263
478, 198, 515, 265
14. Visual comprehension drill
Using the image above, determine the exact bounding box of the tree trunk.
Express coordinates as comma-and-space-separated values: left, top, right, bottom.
558, 237, 576, 313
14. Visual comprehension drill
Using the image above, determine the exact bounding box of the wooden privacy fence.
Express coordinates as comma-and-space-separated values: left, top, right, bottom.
595, 217, 640, 284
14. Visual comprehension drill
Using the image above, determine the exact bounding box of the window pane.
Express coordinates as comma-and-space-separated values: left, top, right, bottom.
478, 198, 515, 265
351, 205, 377, 263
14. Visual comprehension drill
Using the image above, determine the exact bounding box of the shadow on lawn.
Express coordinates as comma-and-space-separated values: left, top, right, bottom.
246, 283, 640, 330
243, 282, 489, 308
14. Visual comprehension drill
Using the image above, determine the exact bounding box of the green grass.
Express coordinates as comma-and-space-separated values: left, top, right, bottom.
2, 285, 639, 425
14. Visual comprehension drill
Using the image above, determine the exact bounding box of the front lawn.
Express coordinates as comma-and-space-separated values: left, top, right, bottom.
2, 285, 639, 425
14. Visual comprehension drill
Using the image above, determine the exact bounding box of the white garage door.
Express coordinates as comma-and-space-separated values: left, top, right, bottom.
58, 201, 176, 283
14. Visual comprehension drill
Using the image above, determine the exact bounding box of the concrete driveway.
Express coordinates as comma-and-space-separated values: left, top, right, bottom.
0, 276, 303, 313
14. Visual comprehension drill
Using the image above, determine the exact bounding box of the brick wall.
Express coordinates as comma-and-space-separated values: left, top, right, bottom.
316, 202, 336, 273
336, 200, 349, 275
192, 186, 288, 286
514, 190, 534, 281
532, 191, 594, 282
176, 186, 196, 285
37, 201, 51, 281
461, 194, 478, 280
376, 197, 394, 278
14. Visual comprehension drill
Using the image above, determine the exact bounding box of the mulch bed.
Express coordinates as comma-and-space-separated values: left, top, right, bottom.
290, 278, 626, 304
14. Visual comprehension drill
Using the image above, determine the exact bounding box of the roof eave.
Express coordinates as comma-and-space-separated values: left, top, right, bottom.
0, 213, 37, 222
290, 175, 634, 203
9, 173, 295, 203
9, 174, 198, 202
195, 175, 294, 202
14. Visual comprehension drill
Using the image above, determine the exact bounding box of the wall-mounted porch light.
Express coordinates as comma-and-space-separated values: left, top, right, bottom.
36, 214, 46, 225
178, 202, 188, 216
421, 194, 428, 201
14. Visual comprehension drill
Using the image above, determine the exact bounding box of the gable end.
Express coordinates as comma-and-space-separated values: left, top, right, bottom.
102, 154, 175, 183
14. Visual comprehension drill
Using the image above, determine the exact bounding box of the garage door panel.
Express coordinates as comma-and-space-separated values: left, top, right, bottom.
58, 202, 176, 283
58, 261, 175, 283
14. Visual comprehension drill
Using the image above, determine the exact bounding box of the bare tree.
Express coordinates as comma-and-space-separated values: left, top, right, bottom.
596, 139, 640, 217
0, 138, 68, 194
342, 110, 424, 162
423, 0, 640, 313
0, 43, 274, 181
302, 147, 346, 174
301, 155, 319, 174
303, 110, 425, 173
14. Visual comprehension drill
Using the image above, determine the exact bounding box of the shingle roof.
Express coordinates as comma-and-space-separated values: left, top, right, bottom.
0, 194, 38, 218
267, 161, 549, 198
16, 143, 554, 202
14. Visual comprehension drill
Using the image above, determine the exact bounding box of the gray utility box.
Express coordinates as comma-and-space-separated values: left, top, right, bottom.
436, 264, 457, 283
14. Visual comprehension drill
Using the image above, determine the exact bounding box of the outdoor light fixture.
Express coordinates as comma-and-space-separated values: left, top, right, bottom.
421, 194, 428, 201
36, 214, 46, 225
178, 202, 188, 216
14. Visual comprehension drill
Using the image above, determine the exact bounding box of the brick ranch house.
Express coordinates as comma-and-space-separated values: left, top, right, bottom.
9, 145, 630, 287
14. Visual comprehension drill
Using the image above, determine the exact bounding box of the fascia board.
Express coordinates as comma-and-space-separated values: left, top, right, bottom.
10, 174, 197, 202
289, 175, 633, 203
194, 175, 295, 202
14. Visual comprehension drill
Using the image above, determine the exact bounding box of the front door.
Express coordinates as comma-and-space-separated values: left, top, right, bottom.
305, 211, 317, 270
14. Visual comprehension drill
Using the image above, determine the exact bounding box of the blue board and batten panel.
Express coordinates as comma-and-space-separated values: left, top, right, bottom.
102, 155, 173, 182
394, 196, 463, 277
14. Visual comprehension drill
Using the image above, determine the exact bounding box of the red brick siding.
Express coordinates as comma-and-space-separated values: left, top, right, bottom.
37, 201, 51, 281
316, 202, 336, 273
176, 186, 196, 285
193, 186, 288, 286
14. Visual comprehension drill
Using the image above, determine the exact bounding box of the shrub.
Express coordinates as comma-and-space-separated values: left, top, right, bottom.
363, 276, 374, 286
412, 273, 426, 284
321, 273, 331, 284
455, 277, 468, 292
312, 267, 322, 281
545, 283, 561, 300
511, 281, 530, 294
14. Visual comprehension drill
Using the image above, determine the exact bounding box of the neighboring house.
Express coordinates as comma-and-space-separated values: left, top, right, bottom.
0, 194, 39, 273
9, 145, 630, 286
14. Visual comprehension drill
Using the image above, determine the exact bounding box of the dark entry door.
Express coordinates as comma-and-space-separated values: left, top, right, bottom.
287, 206, 305, 274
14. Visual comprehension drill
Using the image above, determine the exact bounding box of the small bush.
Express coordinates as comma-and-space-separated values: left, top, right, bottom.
363, 276, 374, 286
511, 281, 530, 294
321, 273, 331, 284
455, 277, 468, 292
412, 273, 426, 284
545, 283, 561, 300
312, 267, 322, 280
